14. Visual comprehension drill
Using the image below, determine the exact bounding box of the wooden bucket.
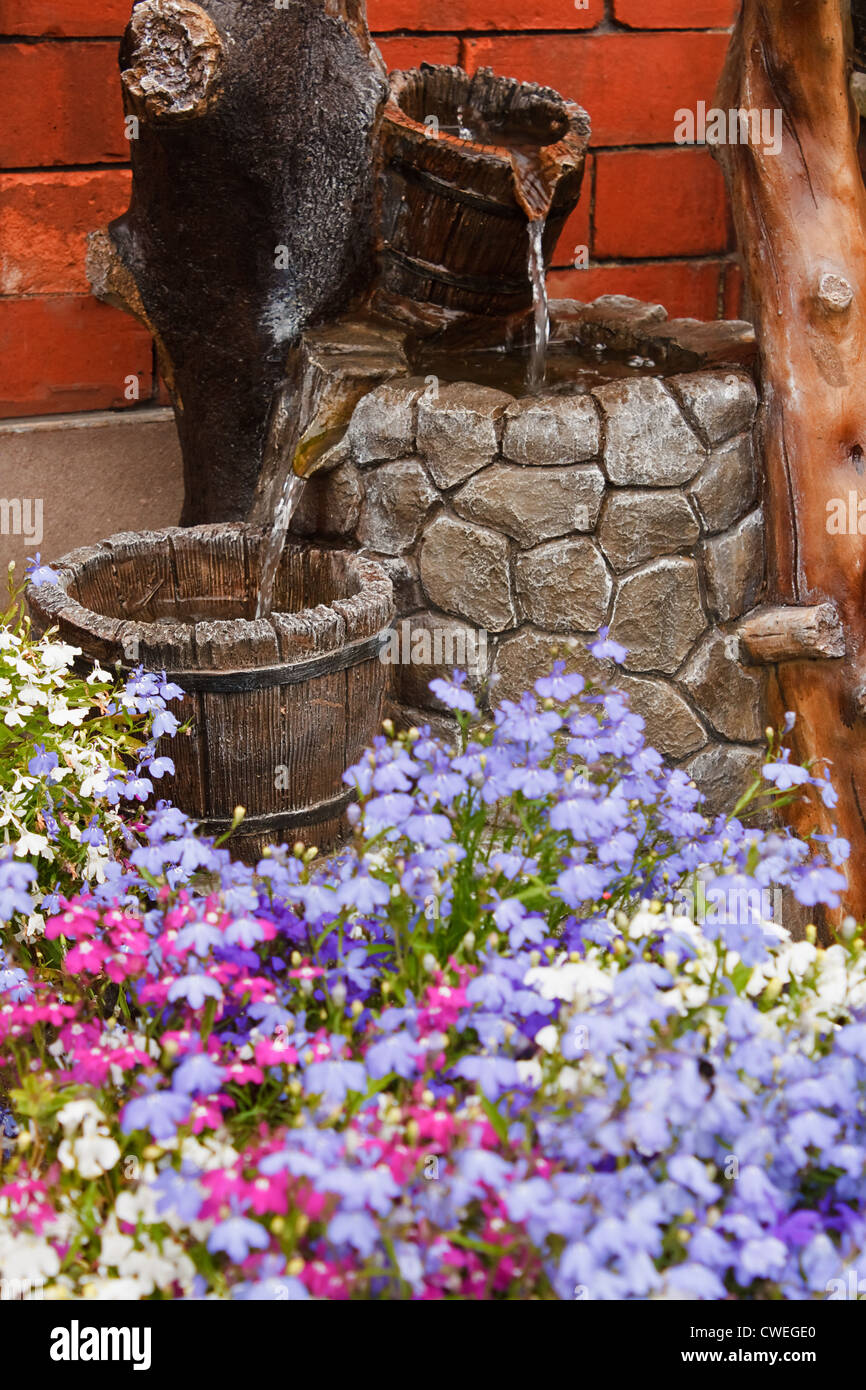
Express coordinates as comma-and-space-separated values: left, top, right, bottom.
374, 64, 590, 333
26, 524, 394, 862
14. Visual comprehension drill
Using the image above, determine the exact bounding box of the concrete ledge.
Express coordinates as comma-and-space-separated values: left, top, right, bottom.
0, 407, 183, 579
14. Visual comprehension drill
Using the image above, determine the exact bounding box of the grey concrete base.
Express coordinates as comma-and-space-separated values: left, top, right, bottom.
0, 408, 184, 582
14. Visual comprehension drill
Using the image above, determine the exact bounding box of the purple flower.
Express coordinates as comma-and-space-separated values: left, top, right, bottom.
121, 1090, 191, 1141
303, 1058, 366, 1105
207, 1215, 269, 1263
452, 1053, 521, 1100
589, 627, 627, 664
0, 853, 36, 922
167, 973, 224, 1010
535, 662, 585, 702
762, 755, 809, 790
429, 670, 479, 715
172, 1052, 226, 1095
327, 1210, 379, 1256
25, 554, 59, 586
27, 743, 59, 777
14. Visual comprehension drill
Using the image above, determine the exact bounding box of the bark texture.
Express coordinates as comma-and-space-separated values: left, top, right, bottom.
90, 0, 387, 524
716, 0, 866, 915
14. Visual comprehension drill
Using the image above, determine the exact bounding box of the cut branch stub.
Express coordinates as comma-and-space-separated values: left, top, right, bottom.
737, 603, 846, 664
816, 272, 855, 315
121, 0, 224, 122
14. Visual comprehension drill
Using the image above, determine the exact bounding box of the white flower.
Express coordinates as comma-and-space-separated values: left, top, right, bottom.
13, 831, 52, 860
40, 642, 80, 673
58, 1133, 121, 1178
524, 961, 612, 1007
0, 1234, 60, 1282
516, 1059, 542, 1088
48, 698, 87, 727
57, 1099, 104, 1134
534, 1024, 559, 1054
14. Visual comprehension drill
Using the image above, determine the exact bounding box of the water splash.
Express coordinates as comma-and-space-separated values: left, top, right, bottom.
255, 471, 305, 619
527, 218, 549, 392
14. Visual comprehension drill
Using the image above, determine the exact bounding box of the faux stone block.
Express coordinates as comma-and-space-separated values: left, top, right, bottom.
389, 610, 490, 712
593, 377, 706, 486
597, 489, 700, 571
671, 370, 758, 446
491, 627, 612, 705
515, 538, 612, 632
453, 463, 604, 547
417, 382, 513, 488
701, 509, 764, 622
290, 461, 363, 540
618, 675, 707, 760
355, 458, 439, 555
357, 552, 423, 615
683, 743, 764, 821
501, 394, 600, 465
347, 378, 422, 465
609, 557, 706, 673
679, 631, 766, 743
688, 434, 757, 534
418, 515, 515, 632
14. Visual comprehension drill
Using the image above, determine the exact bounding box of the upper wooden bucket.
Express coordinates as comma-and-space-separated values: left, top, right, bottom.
374, 64, 590, 333
26, 524, 394, 861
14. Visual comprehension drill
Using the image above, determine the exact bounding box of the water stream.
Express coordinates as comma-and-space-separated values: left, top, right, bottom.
255, 471, 305, 619
526, 218, 549, 392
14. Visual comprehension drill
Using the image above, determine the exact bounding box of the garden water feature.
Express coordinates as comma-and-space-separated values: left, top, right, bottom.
74, 49, 770, 849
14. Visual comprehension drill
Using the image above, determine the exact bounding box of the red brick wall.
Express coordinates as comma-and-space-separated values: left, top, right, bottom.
0, 0, 740, 419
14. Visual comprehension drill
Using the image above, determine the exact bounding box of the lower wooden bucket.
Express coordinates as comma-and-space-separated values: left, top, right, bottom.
26, 524, 395, 862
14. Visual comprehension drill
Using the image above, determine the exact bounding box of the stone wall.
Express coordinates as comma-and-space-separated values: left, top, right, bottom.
290, 297, 768, 817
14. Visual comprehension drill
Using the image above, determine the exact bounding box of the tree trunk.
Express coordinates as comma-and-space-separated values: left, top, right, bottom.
88, 0, 386, 525
715, 0, 866, 916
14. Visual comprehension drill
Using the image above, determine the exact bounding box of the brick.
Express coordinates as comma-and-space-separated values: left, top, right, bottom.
461, 32, 730, 147
723, 260, 745, 319
0, 43, 127, 168
369, 0, 602, 30
376, 35, 461, 72
552, 154, 593, 268
1, 2, 131, 35
0, 170, 131, 294
593, 148, 730, 259
613, 0, 737, 27
547, 260, 723, 320
0, 297, 153, 416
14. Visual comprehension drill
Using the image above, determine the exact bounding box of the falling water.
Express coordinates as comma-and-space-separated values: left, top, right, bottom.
527, 218, 549, 392
255, 471, 305, 619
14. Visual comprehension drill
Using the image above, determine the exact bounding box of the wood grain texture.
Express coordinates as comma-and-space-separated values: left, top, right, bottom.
714, 0, 866, 915
26, 526, 394, 864
738, 604, 846, 664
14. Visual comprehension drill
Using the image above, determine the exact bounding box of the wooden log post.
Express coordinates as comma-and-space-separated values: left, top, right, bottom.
88, 0, 387, 525
715, 1, 866, 916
